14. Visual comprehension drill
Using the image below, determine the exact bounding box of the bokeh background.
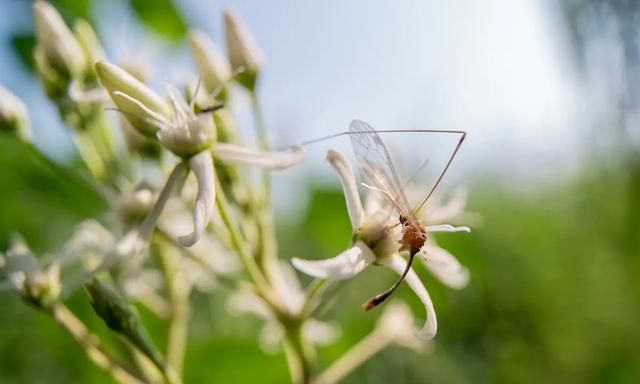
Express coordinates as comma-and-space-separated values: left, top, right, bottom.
1, 0, 640, 383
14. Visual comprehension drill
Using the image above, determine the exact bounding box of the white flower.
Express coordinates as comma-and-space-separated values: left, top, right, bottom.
292, 149, 471, 340
0, 237, 61, 307
227, 261, 340, 354
96, 61, 304, 247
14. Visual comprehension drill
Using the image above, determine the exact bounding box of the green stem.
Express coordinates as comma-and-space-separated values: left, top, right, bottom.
215, 177, 270, 293
283, 322, 312, 384
313, 329, 390, 384
48, 304, 146, 384
157, 245, 190, 378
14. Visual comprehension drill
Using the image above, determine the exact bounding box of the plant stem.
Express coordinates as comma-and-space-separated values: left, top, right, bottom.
313, 329, 390, 384
283, 322, 312, 384
215, 177, 270, 293
48, 303, 146, 384
157, 246, 190, 378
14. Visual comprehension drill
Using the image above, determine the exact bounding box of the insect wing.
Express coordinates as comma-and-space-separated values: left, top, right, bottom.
348, 120, 412, 216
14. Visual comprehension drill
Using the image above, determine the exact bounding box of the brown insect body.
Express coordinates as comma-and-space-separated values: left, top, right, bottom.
399, 214, 427, 256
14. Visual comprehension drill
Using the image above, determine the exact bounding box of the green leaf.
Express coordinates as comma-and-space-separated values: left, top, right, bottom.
0, 134, 106, 252
129, 0, 187, 43
10, 33, 36, 73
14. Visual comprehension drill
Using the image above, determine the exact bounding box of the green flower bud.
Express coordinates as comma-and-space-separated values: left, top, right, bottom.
0, 85, 31, 141
188, 29, 232, 95
95, 60, 172, 137
85, 278, 165, 370
224, 8, 262, 90
73, 18, 104, 82
32, 1, 87, 80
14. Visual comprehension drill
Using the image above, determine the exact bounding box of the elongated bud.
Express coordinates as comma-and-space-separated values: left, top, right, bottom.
189, 30, 232, 94
73, 19, 104, 73
95, 60, 172, 137
85, 278, 166, 369
223, 8, 261, 90
0, 85, 31, 141
32, 1, 86, 79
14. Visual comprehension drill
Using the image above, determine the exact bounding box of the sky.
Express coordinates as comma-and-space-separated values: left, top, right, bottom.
0, 0, 588, 189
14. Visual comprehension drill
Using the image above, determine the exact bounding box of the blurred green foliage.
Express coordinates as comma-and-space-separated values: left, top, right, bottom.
2, 132, 639, 382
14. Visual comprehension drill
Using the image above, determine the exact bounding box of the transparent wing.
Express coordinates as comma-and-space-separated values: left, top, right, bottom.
348, 120, 413, 216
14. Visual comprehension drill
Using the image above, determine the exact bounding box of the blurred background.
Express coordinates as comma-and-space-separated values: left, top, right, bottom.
1, 0, 639, 383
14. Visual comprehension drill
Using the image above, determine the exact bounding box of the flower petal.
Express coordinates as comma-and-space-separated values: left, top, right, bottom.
326, 149, 364, 230
178, 151, 215, 247
291, 241, 374, 280
422, 188, 468, 225
421, 245, 470, 289
303, 319, 340, 346
139, 162, 189, 242
213, 143, 304, 170
426, 224, 470, 233
380, 253, 437, 340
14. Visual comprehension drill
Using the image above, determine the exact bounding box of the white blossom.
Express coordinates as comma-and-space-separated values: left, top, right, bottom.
292, 149, 471, 340
227, 262, 340, 353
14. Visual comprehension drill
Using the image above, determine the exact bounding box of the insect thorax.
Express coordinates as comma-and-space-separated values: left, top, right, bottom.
400, 217, 427, 255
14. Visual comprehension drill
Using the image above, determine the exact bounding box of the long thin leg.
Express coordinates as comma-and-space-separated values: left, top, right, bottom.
362, 250, 417, 311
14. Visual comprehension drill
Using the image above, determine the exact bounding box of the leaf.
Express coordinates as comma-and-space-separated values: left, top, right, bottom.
0, 134, 106, 252
10, 33, 36, 73
129, 0, 187, 43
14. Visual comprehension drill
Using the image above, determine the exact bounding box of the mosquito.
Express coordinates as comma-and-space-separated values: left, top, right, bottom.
298, 120, 466, 311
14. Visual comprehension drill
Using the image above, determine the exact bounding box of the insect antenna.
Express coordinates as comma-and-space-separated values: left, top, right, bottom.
363, 250, 418, 311
414, 130, 466, 214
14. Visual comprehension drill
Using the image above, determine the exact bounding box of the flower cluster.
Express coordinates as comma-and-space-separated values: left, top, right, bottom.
0, 2, 476, 384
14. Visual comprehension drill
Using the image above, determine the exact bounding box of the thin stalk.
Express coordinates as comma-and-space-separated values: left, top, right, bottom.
157, 245, 190, 378
282, 322, 312, 384
47, 304, 146, 384
215, 178, 270, 293
250, 91, 271, 192
313, 329, 390, 384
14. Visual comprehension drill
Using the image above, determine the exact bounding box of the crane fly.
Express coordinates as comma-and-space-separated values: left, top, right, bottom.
299, 120, 466, 311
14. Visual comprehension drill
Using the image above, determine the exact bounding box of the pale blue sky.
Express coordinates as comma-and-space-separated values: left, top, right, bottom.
0, 0, 589, 185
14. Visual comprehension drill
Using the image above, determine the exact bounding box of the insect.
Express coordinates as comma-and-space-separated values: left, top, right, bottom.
299, 120, 466, 310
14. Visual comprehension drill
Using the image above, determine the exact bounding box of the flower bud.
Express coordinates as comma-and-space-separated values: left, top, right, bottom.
85, 278, 165, 369
223, 8, 262, 90
73, 19, 104, 77
95, 60, 172, 137
0, 85, 31, 141
32, 1, 87, 79
188, 30, 232, 94
1, 237, 61, 308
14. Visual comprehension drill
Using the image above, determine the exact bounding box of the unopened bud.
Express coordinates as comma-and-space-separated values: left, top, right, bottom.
223, 8, 261, 90
189, 30, 232, 94
85, 278, 166, 369
0, 85, 31, 141
73, 19, 104, 75
95, 61, 172, 137
32, 1, 87, 79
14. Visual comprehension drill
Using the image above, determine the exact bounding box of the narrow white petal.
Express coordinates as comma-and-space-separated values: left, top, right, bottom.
259, 322, 284, 354
380, 253, 437, 340
423, 188, 468, 225
139, 162, 189, 242
303, 319, 340, 346
213, 143, 304, 170
179, 151, 215, 247
326, 149, 364, 230
112, 91, 171, 127
421, 245, 470, 289
426, 224, 471, 233
291, 241, 374, 280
